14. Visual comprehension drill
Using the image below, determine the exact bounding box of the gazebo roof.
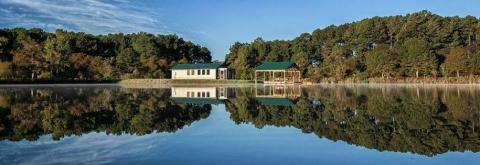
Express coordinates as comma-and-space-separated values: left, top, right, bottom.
255, 62, 295, 70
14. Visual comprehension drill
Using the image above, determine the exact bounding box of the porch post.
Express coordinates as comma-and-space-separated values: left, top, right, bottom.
263, 71, 266, 82
292, 71, 295, 83
254, 70, 257, 84
268, 71, 273, 81
272, 85, 275, 95
290, 71, 293, 83
273, 71, 275, 83
292, 72, 295, 83
297, 71, 302, 82
298, 71, 301, 83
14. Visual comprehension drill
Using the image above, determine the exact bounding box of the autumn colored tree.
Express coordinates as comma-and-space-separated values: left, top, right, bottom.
0, 28, 211, 81
12, 38, 44, 80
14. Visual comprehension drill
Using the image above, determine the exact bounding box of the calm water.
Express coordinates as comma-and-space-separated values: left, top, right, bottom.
0, 84, 479, 165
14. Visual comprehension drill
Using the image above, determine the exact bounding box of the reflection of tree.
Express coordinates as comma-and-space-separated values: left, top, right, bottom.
0, 88, 211, 141
226, 86, 480, 156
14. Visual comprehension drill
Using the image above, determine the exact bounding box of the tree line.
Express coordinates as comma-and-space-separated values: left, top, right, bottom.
0, 28, 211, 81
225, 11, 480, 81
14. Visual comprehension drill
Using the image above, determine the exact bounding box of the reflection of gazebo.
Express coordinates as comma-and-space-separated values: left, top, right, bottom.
256, 98, 295, 106
255, 85, 301, 99
254, 62, 301, 84
255, 85, 301, 106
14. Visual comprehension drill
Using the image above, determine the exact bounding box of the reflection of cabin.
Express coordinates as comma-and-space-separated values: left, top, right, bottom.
171, 63, 233, 80
171, 87, 235, 105
254, 62, 301, 84
255, 85, 301, 106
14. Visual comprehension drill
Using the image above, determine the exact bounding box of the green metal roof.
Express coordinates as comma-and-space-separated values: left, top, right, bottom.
172, 98, 224, 105
255, 62, 295, 70
256, 98, 295, 106
172, 63, 223, 70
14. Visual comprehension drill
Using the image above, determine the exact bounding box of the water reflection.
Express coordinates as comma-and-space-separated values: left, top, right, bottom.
255, 85, 301, 106
171, 86, 235, 105
0, 85, 479, 157
226, 85, 480, 156
0, 87, 211, 141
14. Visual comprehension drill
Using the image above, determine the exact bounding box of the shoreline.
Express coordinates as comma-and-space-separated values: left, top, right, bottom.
117, 79, 255, 85
1, 78, 480, 86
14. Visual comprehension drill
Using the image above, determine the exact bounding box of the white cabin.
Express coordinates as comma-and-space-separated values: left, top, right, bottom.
171, 63, 233, 80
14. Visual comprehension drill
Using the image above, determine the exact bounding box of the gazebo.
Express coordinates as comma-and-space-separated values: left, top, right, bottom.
254, 62, 301, 84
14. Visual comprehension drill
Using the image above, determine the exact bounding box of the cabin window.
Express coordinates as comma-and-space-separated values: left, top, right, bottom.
187, 92, 190, 97
207, 70, 210, 75
202, 70, 205, 75
197, 92, 201, 97
202, 92, 206, 97
187, 70, 190, 75
207, 92, 210, 97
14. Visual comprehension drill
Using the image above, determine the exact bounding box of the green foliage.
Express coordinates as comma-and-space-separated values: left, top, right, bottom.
322, 45, 352, 78
0, 28, 211, 81
292, 51, 308, 74
0, 36, 8, 55
228, 43, 256, 79
398, 38, 438, 77
225, 11, 480, 81
365, 45, 397, 78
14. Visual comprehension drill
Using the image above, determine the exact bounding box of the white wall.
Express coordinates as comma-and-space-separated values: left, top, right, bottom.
171, 69, 217, 79
171, 87, 218, 98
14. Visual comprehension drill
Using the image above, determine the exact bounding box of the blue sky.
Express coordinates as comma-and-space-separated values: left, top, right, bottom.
1, 0, 480, 60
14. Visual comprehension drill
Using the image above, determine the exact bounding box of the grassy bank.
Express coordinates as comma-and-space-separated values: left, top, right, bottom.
118, 79, 255, 85
2, 76, 480, 85
0, 80, 119, 84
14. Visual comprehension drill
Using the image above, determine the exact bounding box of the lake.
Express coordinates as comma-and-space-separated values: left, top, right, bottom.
0, 84, 479, 165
